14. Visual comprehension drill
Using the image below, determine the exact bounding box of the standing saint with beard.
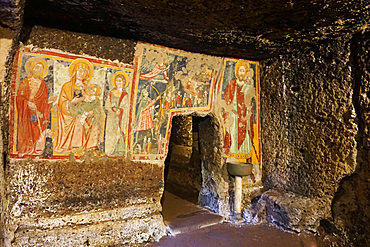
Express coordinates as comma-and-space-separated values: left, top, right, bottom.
16, 57, 51, 156
223, 60, 255, 157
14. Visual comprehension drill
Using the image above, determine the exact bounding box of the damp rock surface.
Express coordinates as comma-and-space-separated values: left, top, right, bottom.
261, 37, 357, 198
260, 33, 369, 246
27, 26, 136, 64
330, 32, 370, 247
6, 158, 166, 245
22, 0, 370, 59
0, 0, 23, 29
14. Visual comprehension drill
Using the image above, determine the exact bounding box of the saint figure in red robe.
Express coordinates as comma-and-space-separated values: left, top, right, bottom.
223, 60, 255, 156
16, 57, 51, 156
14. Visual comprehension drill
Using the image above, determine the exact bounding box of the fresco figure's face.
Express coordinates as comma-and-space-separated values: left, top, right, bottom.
76, 65, 88, 80
116, 77, 124, 89
32, 63, 44, 79
89, 87, 97, 95
143, 90, 149, 97
238, 66, 246, 81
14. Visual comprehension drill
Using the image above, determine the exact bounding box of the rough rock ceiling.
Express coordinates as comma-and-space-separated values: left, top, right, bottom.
2, 0, 370, 59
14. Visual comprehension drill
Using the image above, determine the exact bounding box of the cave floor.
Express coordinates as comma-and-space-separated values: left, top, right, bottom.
146, 191, 323, 247
147, 222, 322, 247
161, 191, 224, 235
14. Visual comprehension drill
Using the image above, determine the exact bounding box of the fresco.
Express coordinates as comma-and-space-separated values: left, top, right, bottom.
131, 43, 220, 160
10, 48, 133, 158
218, 58, 260, 164
10, 46, 260, 164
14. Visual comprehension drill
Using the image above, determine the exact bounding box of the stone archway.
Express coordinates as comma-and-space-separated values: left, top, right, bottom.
160, 114, 229, 234
162, 115, 202, 204
161, 114, 231, 217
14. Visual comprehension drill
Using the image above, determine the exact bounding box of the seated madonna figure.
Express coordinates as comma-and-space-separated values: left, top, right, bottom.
55, 58, 104, 153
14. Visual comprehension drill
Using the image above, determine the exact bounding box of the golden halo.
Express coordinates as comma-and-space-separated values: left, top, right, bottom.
234, 60, 250, 76
112, 71, 129, 88
25, 57, 48, 78
68, 58, 94, 82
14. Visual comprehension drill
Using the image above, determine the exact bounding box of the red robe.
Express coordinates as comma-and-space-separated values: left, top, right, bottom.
110, 90, 128, 141
16, 77, 50, 155
136, 97, 158, 131
223, 78, 247, 152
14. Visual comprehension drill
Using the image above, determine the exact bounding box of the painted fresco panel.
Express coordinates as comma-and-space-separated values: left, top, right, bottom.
10, 46, 260, 164
9, 48, 133, 159
218, 58, 260, 165
131, 43, 221, 160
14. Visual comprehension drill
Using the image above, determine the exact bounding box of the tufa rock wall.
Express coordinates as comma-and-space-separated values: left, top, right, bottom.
0, 26, 16, 246
261, 37, 357, 198
198, 115, 230, 217
26, 26, 137, 65
257, 33, 369, 246
330, 31, 370, 247
7, 157, 165, 246
1, 1, 25, 244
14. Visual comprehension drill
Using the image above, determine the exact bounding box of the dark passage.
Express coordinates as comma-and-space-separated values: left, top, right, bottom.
162, 115, 203, 204
161, 115, 224, 235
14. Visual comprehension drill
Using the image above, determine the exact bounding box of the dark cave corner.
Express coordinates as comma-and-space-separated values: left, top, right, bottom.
327, 31, 370, 247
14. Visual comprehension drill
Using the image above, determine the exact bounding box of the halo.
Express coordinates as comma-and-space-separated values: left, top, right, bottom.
112, 71, 130, 88
25, 57, 48, 78
68, 58, 94, 82
234, 60, 250, 76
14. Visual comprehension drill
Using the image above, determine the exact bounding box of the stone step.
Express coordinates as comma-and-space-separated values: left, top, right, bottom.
161, 191, 224, 236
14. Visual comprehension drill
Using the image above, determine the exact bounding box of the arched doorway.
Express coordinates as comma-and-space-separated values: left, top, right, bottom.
162, 115, 202, 204
160, 115, 225, 234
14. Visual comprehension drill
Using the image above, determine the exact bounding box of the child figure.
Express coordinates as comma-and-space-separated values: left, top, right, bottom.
70, 84, 103, 127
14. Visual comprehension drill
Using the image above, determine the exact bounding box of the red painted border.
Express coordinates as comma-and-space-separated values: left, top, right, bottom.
9, 48, 133, 159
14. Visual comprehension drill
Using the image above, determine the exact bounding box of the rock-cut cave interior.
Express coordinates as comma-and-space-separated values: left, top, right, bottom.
0, 0, 369, 246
